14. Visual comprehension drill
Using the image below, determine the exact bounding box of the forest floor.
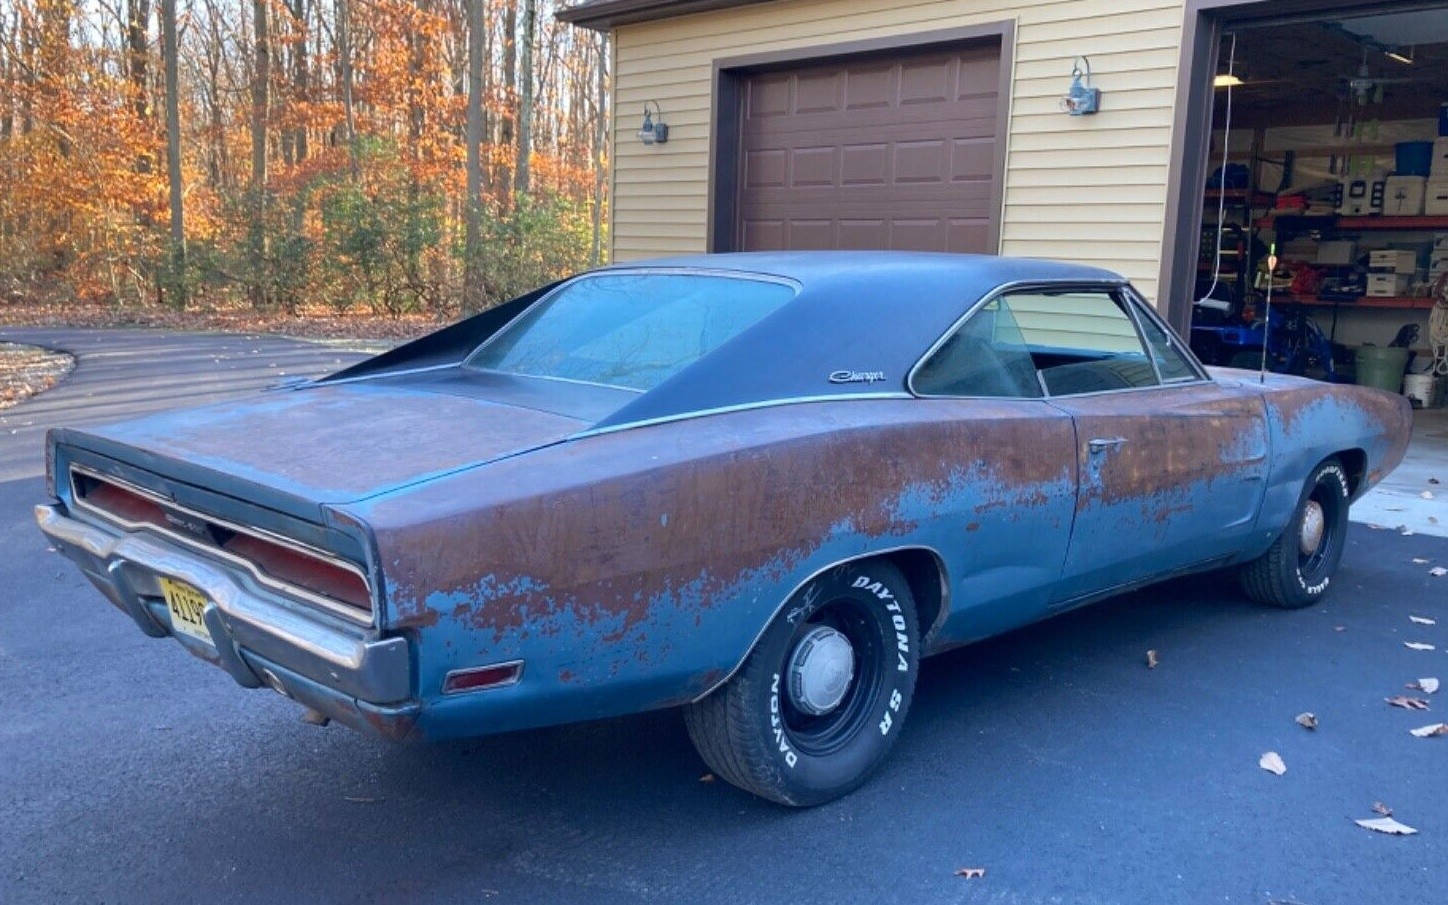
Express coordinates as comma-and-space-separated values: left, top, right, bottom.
0, 300, 438, 412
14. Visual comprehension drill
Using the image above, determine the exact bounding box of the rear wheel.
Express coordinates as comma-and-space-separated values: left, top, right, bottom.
684, 560, 919, 806
1240, 457, 1350, 608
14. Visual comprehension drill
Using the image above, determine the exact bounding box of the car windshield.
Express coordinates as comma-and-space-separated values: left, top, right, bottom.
463, 272, 796, 391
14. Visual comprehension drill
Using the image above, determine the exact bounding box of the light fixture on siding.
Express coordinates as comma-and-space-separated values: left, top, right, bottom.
1060, 56, 1101, 115
637, 101, 669, 146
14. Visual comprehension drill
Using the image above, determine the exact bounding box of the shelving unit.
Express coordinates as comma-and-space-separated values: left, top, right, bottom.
1199, 188, 1275, 305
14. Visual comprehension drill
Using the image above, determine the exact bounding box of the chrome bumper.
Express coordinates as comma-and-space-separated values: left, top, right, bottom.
36, 504, 417, 734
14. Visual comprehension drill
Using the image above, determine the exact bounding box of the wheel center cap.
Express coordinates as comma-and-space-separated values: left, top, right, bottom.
1300, 500, 1326, 556
787, 626, 855, 716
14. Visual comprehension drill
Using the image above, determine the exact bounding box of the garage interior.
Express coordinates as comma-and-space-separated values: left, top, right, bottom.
1191, 6, 1448, 407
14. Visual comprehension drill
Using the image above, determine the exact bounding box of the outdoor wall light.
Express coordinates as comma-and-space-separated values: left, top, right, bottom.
1059, 56, 1100, 115
637, 101, 669, 145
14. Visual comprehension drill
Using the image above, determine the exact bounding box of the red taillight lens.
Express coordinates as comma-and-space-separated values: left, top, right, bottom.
443, 662, 524, 694
221, 533, 372, 612
75, 470, 371, 615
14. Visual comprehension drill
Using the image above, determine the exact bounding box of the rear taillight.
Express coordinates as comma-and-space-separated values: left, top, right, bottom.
72, 468, 371, 617
221, 533, 371, 611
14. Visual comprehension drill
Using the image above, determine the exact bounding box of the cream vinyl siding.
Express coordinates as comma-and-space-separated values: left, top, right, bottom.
609, 0, 1186, 303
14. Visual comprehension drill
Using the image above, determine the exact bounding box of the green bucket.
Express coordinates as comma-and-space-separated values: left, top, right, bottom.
1354, 346, 1410, 393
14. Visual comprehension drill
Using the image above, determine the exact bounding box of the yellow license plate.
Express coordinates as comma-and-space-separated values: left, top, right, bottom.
159, 577, 213, 645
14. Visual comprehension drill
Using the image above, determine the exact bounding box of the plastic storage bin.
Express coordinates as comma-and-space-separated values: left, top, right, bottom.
1355, 346, 1410, 393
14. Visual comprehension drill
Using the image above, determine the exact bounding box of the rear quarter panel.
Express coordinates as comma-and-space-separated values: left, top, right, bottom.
1228, 371, 1412, 554
345, 398, 1079, 740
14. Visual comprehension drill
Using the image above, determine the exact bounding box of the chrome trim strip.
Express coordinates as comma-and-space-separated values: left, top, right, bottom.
69, 465, 374, 626
568, 392, 914, 439
689, 545, 951, 704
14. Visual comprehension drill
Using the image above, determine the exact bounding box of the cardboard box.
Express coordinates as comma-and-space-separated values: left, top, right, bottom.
1369, 249, 1418, 271
1317, 240, 1358, 265
1426, 177, 1448, 216
1383, 176, 1426, 216
1366, 272, 1409, 296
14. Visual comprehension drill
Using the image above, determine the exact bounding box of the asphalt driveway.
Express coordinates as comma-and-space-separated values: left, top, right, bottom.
2, 328, 1446, 905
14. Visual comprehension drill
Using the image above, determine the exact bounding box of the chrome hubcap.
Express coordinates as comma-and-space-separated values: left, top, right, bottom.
1300, 500, 1326, 556
787, 626, 855, 716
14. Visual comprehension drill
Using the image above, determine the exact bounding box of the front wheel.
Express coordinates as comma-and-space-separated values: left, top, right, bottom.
1240, 457, 1350, 608
684, 560, 919, 806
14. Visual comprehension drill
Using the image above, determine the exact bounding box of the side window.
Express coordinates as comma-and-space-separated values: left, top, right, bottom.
1007, 290, 1161, 396
1131, 301, 1201, 383
913, 298, 1043, 398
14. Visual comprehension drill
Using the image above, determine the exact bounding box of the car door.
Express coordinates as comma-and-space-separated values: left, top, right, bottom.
1013, 286, 1269, 606
909, 294, 1080, 641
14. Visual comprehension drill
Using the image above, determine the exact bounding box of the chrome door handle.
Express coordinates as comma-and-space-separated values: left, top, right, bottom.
1087, 437, 1128, 453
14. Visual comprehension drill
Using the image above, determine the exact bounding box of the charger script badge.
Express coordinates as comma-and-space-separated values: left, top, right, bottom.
829, 370, 888, 384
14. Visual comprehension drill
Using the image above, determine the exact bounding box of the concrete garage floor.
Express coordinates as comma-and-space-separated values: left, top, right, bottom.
1355, 407, 1448, 537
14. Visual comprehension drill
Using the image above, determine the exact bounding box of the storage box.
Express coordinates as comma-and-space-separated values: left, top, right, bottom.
1369, 249, 1418, 272
1317, 240, 1358, 266
1383, 176, 1426, 216
1366, 272, 1409, 296
1434, 137, 1448, 176
1426, 177, 1448, 216
1339, 176, 1386, 215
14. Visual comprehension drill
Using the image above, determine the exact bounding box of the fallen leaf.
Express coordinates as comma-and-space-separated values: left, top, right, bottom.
1295, 712, 1319, 730
699, 773, 715, 783
1431, 567, 1447, 578
1409, 678, 1440, 694
1410, 723, 1448, 738
1405, 642, 1436, 651
1385, 696, 1431, 710
954, 868, 986, 880
1373, 801, 1393, 816
1411, 616, 1437, 625
1355, 816, 1417, 835
1259, 751, 1287, 775
1146, 649, 1159, 669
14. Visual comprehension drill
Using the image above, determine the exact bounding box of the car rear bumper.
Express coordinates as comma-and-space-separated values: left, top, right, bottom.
36, 503, 419, 740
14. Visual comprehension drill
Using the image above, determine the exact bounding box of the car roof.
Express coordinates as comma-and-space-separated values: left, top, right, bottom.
587, 252, 1127, 430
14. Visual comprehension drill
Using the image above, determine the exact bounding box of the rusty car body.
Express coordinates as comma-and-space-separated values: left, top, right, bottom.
37, 252, 1412, 805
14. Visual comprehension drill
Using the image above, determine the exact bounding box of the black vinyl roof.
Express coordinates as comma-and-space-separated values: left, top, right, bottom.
323, 252, 1127, 431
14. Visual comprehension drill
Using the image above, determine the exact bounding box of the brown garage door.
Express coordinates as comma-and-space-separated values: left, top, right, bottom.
737, 41, 1003, 253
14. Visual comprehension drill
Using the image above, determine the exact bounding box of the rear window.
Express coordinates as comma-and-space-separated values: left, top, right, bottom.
464, 272, 795, 391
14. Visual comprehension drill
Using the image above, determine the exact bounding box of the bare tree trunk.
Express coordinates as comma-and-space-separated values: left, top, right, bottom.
463, 0, 485, 312
292, 0, 308, 162
160, 0, 186, 304
514, 0, 535, 197
590, 34, 607, 266
126, 0, 152, 174
337, 0, 357, 178
249, 0, 270, 307
497, 0, 516, 205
